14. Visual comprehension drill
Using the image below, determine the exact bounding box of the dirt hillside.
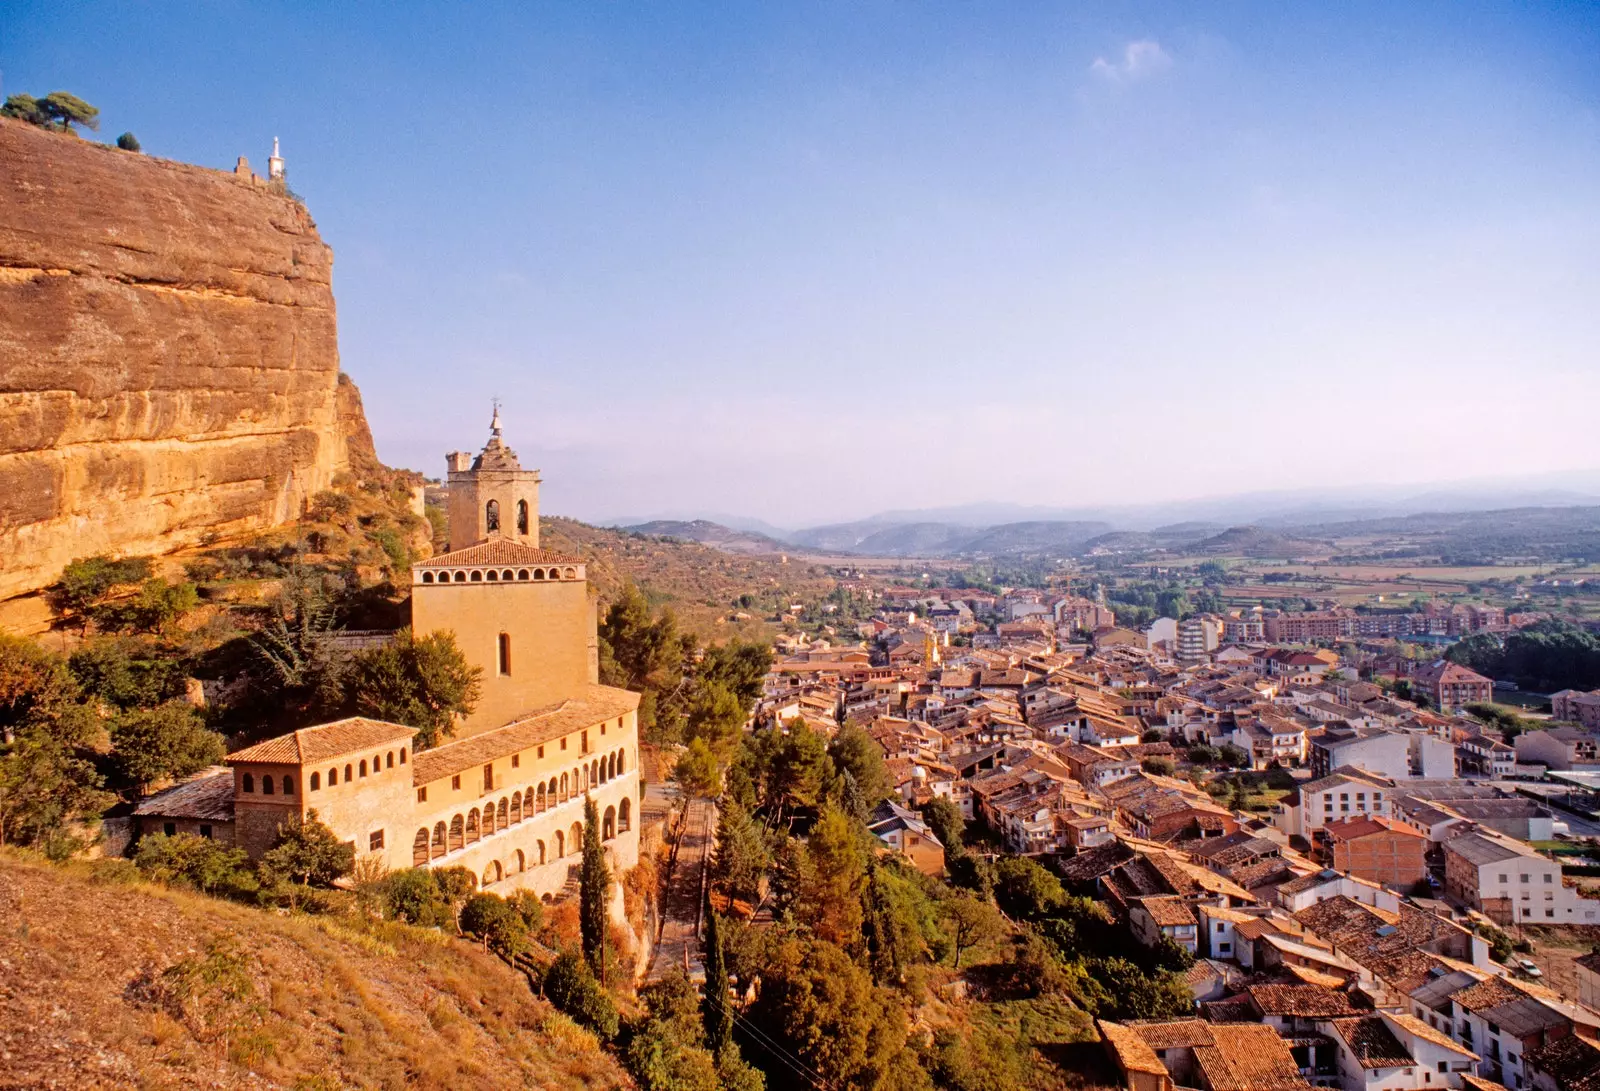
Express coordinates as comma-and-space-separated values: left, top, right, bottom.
0, 853, 629, 1090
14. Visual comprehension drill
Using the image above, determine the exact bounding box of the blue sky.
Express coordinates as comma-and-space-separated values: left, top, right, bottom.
7, 2, 1599, 526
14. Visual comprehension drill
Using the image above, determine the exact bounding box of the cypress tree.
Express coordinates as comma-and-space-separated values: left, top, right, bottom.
702, 897, 733, 1052
580, 794, 611, 982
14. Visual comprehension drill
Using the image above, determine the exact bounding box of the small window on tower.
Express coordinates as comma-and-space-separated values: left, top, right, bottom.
517, 500, 529, 534
485, 499, 500, 532
498, 632, 511, 676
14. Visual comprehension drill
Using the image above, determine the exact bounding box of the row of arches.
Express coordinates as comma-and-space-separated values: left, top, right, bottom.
412, 798, 631, 867
418, 566, 579, 585
475, 832, 624, 892
306, 747, 408, 792
240, 772, 292, 795
238, 744, 415, 796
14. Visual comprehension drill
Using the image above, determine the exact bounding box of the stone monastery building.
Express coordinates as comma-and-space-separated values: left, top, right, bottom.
135, 410, 641, 899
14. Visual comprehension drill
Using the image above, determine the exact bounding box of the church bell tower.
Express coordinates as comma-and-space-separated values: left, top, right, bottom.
445, 403, 542, 550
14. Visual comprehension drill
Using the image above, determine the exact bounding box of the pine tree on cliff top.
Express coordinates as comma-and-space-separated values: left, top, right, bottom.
580, 794, 610, 982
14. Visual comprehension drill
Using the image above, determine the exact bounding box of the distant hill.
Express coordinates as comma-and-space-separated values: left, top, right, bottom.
624, 501, 1600, 565
543, 517, 834, 640
622, 519, 788, 555
958, 520, 1114, 555
0, 853, 627, 1090
1194, 526, 1332, 558
1280, 505, 1600, 563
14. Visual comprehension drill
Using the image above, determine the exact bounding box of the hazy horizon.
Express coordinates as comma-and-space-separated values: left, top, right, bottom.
595, 465, 1600, 535
10, 2, 1600, 525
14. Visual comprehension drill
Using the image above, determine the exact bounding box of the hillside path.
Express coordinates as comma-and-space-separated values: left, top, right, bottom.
646, 796, 716, 982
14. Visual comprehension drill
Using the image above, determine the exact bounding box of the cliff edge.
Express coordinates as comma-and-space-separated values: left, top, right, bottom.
0, 118, 365, 600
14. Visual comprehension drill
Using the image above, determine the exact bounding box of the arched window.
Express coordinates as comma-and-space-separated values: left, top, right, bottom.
517, 569, 530, 581
486, 569, 499, 582
469, 570, 482, 582
560, 773, 568, 800
344, 764, 353, 782
604, 805, 616, 841
564, 567, 577, 579
466, 809, 480, 843
537, 784, 547, 813
570, 823, 583, 854
522, 786, 534, 816
453, 570, 466, 582
502, 570, 514, 581
421, 571, 434, 584
359, 760, 368, 777
387, 752, 395, 769
399, 747, 407, 764
498, 632, 511, 676
553, 831, 564, 858
310, 772, 320, 791
485, 499, 500, 532
617, 749, 626, 774
511, 793, 523, 824
242, 773, 254, 793
413, 828, 431, 867
537, 840, 547, 865
620, 797, 632, 833
516, 849, 526, 873
497, 798, 509, 828
262, 776, 274, 795
433, 821, 447, 859
283, 775, 294, 795
449, 815, 464, 852
517, 500, 529, 534
328, 766, 338, 786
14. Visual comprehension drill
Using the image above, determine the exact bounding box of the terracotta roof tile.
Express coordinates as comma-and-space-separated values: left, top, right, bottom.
132, 767, 235, 821
1246, 983, 1358, 1018
1383, 1013, 1477, 1059
1329, 1016, 1413, 1068
1197, 1024, 1311, 1090
411, 684, 639, 785
1098, 1020, 1167, 1077
415, 539, 583, 568
228, 718, 416, 766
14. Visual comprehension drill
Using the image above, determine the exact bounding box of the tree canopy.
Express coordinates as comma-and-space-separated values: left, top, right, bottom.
2, 91, 100, 133
349, 628, 481, 748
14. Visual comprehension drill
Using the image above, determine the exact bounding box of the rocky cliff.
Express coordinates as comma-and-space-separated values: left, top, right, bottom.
0, 118, 363, 600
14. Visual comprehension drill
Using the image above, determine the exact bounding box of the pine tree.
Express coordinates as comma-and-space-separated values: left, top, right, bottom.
702, 897, 733, 1052
580, 794, 611, 982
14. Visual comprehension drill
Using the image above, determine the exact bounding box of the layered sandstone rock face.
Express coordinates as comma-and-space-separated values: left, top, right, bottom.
0, 119, 358, 600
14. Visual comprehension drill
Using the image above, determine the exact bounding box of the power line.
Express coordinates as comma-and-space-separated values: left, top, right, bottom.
704, 991, 832, 1091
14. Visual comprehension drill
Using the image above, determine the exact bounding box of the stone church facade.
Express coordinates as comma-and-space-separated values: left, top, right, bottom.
135, 412, 640, 899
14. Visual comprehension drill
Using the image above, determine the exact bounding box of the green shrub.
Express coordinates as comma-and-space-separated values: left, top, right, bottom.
382, 868, 455, 927
459, 892, 529, 958
541, 950, 619, 1039
135, 833, 259, 899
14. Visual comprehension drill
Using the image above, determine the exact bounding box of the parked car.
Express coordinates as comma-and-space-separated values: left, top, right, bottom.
1516, 958, 1543, 979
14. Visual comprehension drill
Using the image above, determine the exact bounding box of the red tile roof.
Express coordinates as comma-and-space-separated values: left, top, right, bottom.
410, 684, 639, 785
228, 718, 416, 766
415, 539, 583, 568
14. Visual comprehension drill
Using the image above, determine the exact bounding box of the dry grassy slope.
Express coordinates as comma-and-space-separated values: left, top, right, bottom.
540, 517, 837, 642
0, 854, 629, 1091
